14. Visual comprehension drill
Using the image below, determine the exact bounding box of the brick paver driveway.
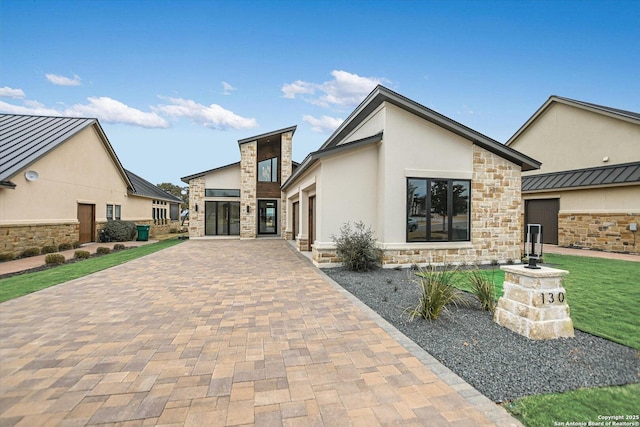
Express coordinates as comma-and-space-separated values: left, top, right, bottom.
1, 240, 518, 426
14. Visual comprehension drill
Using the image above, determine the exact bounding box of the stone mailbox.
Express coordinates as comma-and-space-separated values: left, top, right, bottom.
494, 265, 574, 340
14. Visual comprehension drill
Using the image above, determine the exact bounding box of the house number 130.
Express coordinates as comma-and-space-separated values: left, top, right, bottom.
541, 292, 565, 304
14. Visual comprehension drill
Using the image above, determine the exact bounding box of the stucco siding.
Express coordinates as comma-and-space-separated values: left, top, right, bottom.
338, 105, 386, 145
512, 103, 640, 175
204, 164, 241, 189
0, 126, 130, 225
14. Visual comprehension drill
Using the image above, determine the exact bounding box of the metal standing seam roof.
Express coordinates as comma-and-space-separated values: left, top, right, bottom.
0, 113, 132, 189
522, 162, 640, 192
125, 169, 182, 203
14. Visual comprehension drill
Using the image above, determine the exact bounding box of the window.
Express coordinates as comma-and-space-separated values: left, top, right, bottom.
258, 157, 278, 182
407, 178, 470, 242
115, 205, 121, 220
106, 204, 114, 220
205, 189, 241, 197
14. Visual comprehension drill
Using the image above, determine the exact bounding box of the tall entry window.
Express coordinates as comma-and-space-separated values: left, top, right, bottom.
205, 201, 240, 236
407, 178, 470, 242
258, 158, 278, 182
258, 200, 278, 234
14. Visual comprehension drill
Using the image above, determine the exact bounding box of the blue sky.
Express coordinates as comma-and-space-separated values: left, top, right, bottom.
2, 0, 638, 187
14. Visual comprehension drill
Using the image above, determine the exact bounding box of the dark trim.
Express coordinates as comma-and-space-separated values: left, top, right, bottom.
181, 162, 241, 183
258, 199, 278, 235
238, 125, 297, 145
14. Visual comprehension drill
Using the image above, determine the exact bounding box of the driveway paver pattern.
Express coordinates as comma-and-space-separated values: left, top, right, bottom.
0, 240, 519, 426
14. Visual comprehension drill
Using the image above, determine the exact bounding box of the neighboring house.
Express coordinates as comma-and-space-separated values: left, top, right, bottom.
184, 86, 540, 268
181, 126, 296, 239
506, 96, 640, 253
0, 114, 181, 254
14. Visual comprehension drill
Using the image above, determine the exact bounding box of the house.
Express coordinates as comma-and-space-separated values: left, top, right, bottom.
506, 96, 640, 253
181, 126, 296, 238
183, 86, 540, 267
0, 114, 182, 254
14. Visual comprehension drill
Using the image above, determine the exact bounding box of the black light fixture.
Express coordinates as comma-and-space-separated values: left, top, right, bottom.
246, 205, 250, 213
195, 204, 199, 212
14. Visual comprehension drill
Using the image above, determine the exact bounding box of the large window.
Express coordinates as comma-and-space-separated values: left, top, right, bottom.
407, 178, 470, 242
258, 157, 278, 182
205, 201, 240, 236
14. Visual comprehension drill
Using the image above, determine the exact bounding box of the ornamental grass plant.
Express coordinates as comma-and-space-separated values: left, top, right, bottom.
405, 264, 469, 320
468, 268, 497, 312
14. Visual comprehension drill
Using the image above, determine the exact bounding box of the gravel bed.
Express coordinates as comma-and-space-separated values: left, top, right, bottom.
325, 267, 640, 402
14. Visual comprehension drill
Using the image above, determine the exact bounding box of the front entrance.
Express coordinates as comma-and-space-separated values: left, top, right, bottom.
525, 199, 560, 245
77, 203, 95, 244
205, 201, 240, 236
258, 200, 278, 235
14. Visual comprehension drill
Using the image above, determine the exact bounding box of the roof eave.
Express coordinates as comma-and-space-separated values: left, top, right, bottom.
237, 125, 297, 145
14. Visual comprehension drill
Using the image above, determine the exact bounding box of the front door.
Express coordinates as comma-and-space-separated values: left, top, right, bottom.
308, 196, 315, 248
77, 203, 95, 244
205, 201, 240, 236
292, 201, 299, 240
258, 200, 278, 235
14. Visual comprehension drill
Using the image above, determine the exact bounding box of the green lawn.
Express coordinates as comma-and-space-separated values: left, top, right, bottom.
0, 238, 184, 303
463, 254, 640, 427
505, 384, 640, 427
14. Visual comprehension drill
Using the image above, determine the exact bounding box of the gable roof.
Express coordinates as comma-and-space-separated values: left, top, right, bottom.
238, 125, 297, 145
0, 113, 133, 189
522, 161, 640, 192
318, 85, 541, 171
507, 96, 640, 146
125, 169, 183, 203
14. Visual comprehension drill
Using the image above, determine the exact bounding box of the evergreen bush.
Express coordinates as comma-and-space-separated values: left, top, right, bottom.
113, 243, 126, 251
21, 247, 41, 258
74, 250, 91, 259
0, 252, 16, 262
96, 247, 111, 255
332, 221, 381, 272
99, 220, 137, 242
45, 253, 66, 265
58, 242, 73, 251
42, 245, 58, 254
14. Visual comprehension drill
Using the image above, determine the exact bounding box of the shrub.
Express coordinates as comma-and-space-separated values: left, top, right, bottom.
99, 220, 137, 242
332, 221, 381, 272
58, 242, 73, 251
0, 252, 16, 262
72, 241, 81, 249
468, 269, 497, 312
405, 264, 469, 320
113, 243, 126, 251
21, 247, 41, 258
74, 250, 90, 259
42, 245, 58, 254
45, 253, 66, 265
96, 247, 111, 255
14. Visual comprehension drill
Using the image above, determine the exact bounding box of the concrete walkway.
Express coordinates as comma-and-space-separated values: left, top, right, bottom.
0, 240, 519, 426
0, 240, 159, 277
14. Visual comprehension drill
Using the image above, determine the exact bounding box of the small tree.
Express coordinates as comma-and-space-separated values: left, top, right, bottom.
332, 221, 382, 272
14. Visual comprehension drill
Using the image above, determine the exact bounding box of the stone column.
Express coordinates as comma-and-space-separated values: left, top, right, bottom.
240, 141, 257, 239
281, 131, 293, 239
494, 265, 574, 340
189, 177, 205, 237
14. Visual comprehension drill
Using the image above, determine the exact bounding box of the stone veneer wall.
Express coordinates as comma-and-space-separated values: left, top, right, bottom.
1, 223, 79, 254
559, 212, 639, 253
188, 177, 205, 237
240, 141, 257, 238
312, 145, 523, 268
280, 132, 293, 237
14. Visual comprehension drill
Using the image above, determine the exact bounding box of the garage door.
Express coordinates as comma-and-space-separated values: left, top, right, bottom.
525, 199, 559, 245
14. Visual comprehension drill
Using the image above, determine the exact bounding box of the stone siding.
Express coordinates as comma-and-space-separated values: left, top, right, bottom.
281, 132, 293, 237
471, 145, 522, 263
240, 141, 257, 238
559, 212, 639, 253
1, 223, 79, 254
188, 177, 205, 237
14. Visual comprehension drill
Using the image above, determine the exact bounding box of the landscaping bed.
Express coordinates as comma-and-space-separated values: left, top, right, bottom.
325, 267, 640, 403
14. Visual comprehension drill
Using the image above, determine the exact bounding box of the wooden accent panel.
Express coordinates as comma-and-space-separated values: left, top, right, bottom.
257, 137, 282, 198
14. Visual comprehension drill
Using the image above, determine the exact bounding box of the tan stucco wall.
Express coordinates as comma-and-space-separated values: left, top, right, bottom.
0, 126, 131, 225
510, 103, 640, 175
204, 164, 241, 189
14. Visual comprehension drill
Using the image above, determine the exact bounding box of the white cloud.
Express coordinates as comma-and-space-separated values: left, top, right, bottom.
0, 96, 169, 128
0, 99, 60, 116
66, 97, 169, 128
303, 114, 344, 134
282, 70, 389, 108
154, 96, 257, 130
45, 73, 82, 86
0, 86, 26, 99
221, 81, 237, 95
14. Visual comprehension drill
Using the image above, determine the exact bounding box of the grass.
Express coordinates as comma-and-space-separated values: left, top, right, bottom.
0, 239, 184, 303
457, 254, 640, 426
505, 384, 640, 427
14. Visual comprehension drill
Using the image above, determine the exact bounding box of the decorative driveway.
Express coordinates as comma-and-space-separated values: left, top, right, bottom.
0, 240, 519, 426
